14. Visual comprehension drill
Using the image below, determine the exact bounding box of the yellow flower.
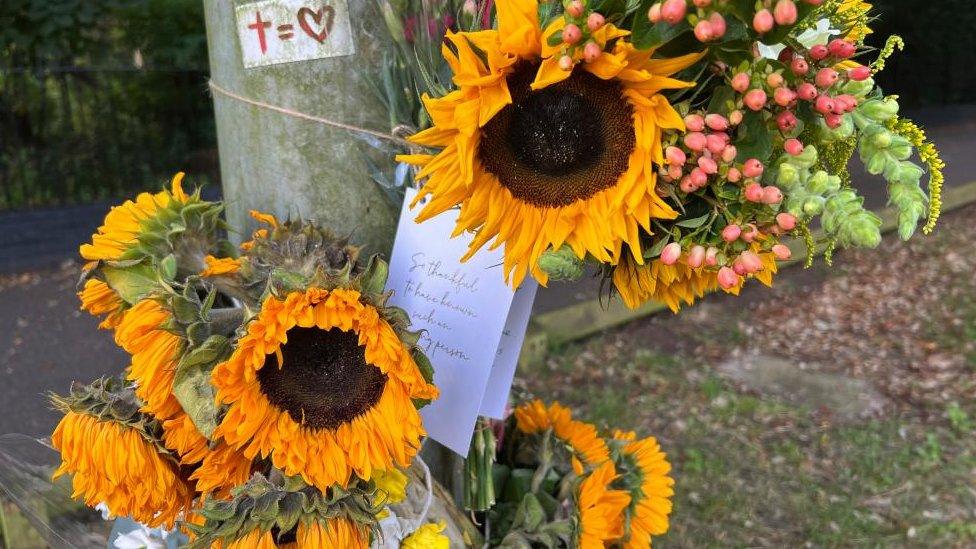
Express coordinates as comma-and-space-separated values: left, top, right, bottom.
217, 520, 368, 549
114, 299, 210, 464
398, 0, 704, 287
613, 246, 779, 312
78, 279, 127, 329
212, 288, 439, 491
613, 434, 675, 548
837, 0, 872, 42
401, 521, 449, 549
374, 467, 410, 504
51, 411, 193, 529
189, 442, 254, 498
200, 255, 242, 277
514, 400, 609, 467
576, 461, 631, 549
79, 173, 188, 261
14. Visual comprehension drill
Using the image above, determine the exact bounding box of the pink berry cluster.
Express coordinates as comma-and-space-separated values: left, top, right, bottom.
648, 0, 729, 43
750, 0, 824, 34
555, 0, 610, 68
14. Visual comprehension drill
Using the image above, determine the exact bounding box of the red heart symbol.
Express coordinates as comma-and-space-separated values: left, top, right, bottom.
297, 5, 335, 43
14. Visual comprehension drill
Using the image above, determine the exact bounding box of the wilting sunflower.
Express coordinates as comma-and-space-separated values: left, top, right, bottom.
212, 287, 438, 491
51, 411, 193, 529
575, 460, 631, 549
79, 173, 189, 262
115, 298, 211, 464
398, 0, 704, 287
610, 431, 675, 548
612, 247, 778, 312
514, 399, 609, 467
78, 278, 127, 329
189, 442, 254, 497
213, 519, 368, 549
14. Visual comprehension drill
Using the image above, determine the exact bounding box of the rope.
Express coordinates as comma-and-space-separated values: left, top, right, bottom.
208, 79, 415, 149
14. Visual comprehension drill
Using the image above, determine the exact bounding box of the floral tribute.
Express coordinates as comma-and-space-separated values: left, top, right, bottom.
400, 0, 944, 312
53, 175, 450, 547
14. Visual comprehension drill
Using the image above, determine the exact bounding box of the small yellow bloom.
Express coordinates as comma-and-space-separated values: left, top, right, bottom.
401, 521, 449, 549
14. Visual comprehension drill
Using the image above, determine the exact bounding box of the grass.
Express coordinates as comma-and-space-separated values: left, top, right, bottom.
519, 340, 976, 547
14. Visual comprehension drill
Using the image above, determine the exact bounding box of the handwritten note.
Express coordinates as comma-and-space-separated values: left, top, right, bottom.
387, 188, 532, 455
235, 0, 355, 69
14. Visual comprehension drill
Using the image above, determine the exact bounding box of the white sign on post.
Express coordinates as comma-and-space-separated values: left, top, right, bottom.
235, 0, 356, 69
386, 188, 536, 455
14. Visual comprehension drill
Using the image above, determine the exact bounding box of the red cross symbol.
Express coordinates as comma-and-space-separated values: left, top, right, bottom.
248, 11, 272, 54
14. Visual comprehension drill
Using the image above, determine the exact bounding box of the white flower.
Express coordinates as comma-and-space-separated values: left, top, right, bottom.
757, 19, 838, 60
113, 526, 168, 549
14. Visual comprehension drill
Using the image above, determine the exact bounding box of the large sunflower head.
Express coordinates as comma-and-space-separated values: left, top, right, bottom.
186, 472, 375, 549
608, 432, 675, 548
573, 460, 631, 548
512, 399, 610, 470
50, 378, 194, 529
398, 0, 705, 287
212, 286, 438, 491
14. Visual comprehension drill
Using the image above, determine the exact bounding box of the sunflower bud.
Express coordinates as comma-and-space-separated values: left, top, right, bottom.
538, 245, 585, 281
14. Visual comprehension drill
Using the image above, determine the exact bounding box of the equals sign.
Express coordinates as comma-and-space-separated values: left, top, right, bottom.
277, 24, 294, 40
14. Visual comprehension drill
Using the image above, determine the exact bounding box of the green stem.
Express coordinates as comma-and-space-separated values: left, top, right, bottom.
530, 431, 553, 494
0, 500, 12, 549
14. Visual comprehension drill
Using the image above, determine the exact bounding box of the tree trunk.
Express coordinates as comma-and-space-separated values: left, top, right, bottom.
203, 2, 473, 545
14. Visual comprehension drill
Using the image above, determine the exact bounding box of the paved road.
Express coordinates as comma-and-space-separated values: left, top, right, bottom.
0, 105, 972, 438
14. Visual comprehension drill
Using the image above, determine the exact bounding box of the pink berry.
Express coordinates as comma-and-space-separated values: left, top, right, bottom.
705, 113, 729, 131
558, 55, 574, 71
761, 185, 784, 204
767, 73, 784, 88
784, 138, 803, 155
729, 110, 744, 125
744, 182, 764, 202
815, 95, 835, 114
563, 24, 582, 45
834, 94, 858, 113
666, 145, 687, 166
706, 134, 726, 154
791, 57, 809, 75
661, 242, 682, 265
731, 72, 751, 92
772, 243, 792, 260
687, 245, 706, 268
742, 223, 759, 242
722, 224, 742, 242
684, 131, 707, 151
583, 41, 602, 62
684, 113, 705, 132
809, 44, 829, 60
740, 250, 764, 273
708, 12, 727, 38
774, 86, 795, 107
815, 67, 839, 89
777, 110, 798, 132
694, 20, 715, 42
733, 258, 749, 275
721, 145, 738, 163
753, 9, 774, 33
828, 38, 856, 58
648, 3, 663, 22
566, 0, 585, 17
797, 82, 818, 101
698, 156, 719, 175
727, 167, 742, 182
776, 212, 797, 230
668, 164, 683, 180
693, 0, 712, 6
773, 0, 798, 25
824, 112, 843, 129
804, 0, 825, 5
661, 0, 687, 24
680, 175, 696, 193
705, 247, 719, 266
744, 89, 768, 111
690, 167, 709, 187
718, 266, 740, 289
848, 65, 871, 81
743, 158, 764, 178
587, 12, 606, 31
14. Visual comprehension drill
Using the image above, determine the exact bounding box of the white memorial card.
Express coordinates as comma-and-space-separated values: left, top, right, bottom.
479, 280, 538, 419
386, 188, 532, 455
235, 0, 356, 69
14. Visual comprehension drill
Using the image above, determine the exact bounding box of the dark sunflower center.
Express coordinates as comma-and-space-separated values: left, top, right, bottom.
479, 62, 636, 208
257, 327, 387, 430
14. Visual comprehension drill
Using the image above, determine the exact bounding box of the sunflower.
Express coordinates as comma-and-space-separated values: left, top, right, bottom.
78, 278, 127, 329
514, 399, 609, 467
200, 255, 242, 277
611, 432, 675, 548
115, 299, 210, 464
398, 0, 704, 287
189, 442, 254, 497
575, 460, 631, 549
401, 521, 450, 549
51, 411, 193, 529
212, 287, 438, 491
612, 247, 779, 312
216, 519, 367, 549
79, 172, 188, 262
